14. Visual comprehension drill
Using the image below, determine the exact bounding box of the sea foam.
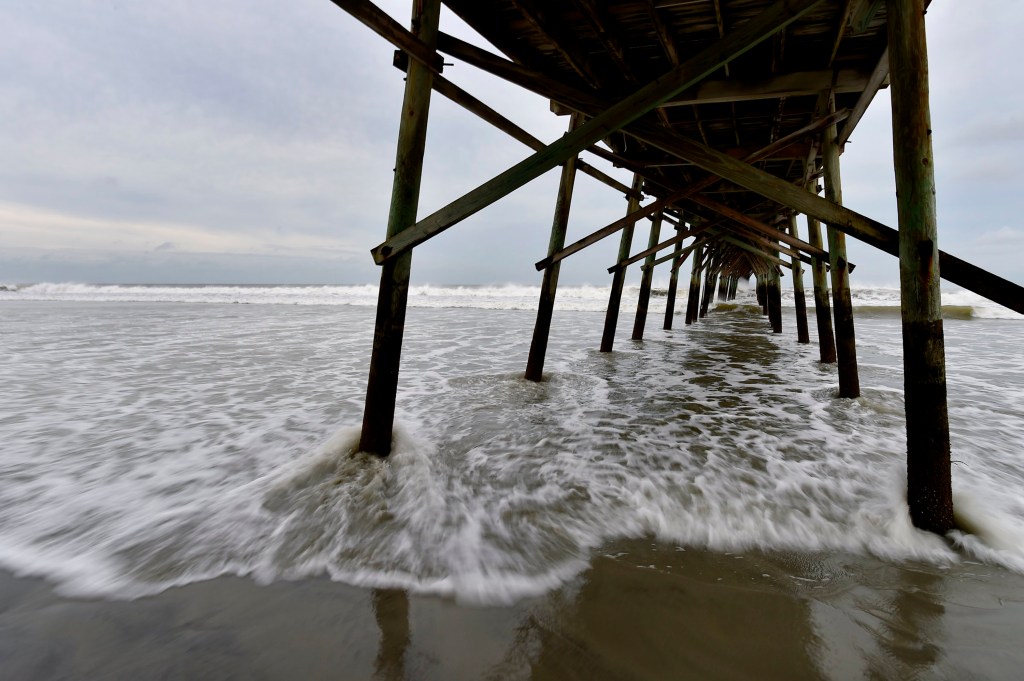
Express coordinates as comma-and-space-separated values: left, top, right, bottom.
1, 289, 1022, 603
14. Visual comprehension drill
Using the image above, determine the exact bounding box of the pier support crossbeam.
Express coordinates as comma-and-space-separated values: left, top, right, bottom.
888, 0, 954, 532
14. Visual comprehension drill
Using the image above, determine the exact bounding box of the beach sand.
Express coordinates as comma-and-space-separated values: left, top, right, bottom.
4, 540, 1024, 680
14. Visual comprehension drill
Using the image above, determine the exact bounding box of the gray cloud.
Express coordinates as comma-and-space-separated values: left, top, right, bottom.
1, 0, 1021, 287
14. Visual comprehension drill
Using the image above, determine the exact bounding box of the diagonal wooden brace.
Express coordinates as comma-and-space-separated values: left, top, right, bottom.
368, 0, 825, 264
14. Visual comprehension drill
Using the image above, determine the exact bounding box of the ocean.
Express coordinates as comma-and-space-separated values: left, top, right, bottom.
2, 282, 1023, 679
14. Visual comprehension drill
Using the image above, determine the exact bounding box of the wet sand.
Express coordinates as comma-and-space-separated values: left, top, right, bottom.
3, 541, 1024, 680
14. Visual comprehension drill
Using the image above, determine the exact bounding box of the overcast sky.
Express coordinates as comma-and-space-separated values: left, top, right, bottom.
2, 0, 1022, 287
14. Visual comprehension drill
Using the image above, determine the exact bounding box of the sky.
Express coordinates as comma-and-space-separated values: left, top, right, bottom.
2, 0, 1022, 287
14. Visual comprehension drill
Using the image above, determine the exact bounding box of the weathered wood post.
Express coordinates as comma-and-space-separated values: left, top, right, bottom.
601, 174, 644, 352
756, 275, 768, 315
359, 0, 441, 456
888, 0, 954, 532
767, 267, 783, 334
662, 226, 685, 330
716, 274, 728, 301
685, 243, 704, 325
727, 275, 738, 300
788, 212, 811, 343
526, 114, 582, 381
822, 94, 861, 397
699, 253, 718, 318
805, 199, 837, 363
632, 212, 663, 340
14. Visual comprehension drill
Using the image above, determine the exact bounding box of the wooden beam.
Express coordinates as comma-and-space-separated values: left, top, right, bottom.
617, 118, 1024, 314
850, 0, 884, 33
372, 0, 825, 263
539, 188, 689, 271
526, 113, 581, 382
627, 133, 899, 249
668, 245, 696, 274
837, 48, 889, 147
436, 32, 596, 116
644, 235, 706, 271
663, 232, 686, 329
714, 236, 792, 270
328, 0, 444, 73
712, 0, 730, 78
828, 0, 857, 68
358, 0, 441, 457
644, 0, 681, 66
787, 212, 811, 343
509, 0, 603, 89
632, 214, 664, 339
567, 0, 637, 80
685, 240, 706, 324
539, 108, 848, 270
805, 190, 838, 363
767, 264, 785, 332
613, 221, 712, 272
636, 141, 815, 166
374, 1, 1021, 316
662, 237, 717, 272
601, 174, 645, 352
614, 232, 688, 274
428, 74, 637, 199
663, 68, 871, 107
700, 250, 721, 317
889, 0, 953, 533
685, 193, 829, 260
708, 222, 812, 266
822, 92, 861, 397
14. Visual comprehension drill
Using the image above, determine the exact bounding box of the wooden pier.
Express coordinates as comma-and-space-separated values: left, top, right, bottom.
333, 0, 1024, 534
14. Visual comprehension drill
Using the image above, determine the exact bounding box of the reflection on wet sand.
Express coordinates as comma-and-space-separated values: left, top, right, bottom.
810, 560, 948, 679
865, 567, 945, 678
372, 589, 410, 681
487, 542, 824, 680
3, 547, 1024, 680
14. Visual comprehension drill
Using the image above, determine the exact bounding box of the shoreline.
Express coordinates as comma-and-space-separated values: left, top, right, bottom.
4, 541, 1024, 680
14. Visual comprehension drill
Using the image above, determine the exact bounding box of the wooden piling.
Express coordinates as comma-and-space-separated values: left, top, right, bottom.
662, 227, 685, 330
788, 213, 811, 344
727, 275, 738, 300
822, 94, 861, 398
888, 0, 954, 533
601, 174, 644, 352
685, 243, 704, 325
756, 276, 768, 315
526, 114, 581, 381
768, 267, 783, 334
359, 0, 441, 456
632, 213, 663, 340
699, 254, 718, 318
805, 208, 837, 363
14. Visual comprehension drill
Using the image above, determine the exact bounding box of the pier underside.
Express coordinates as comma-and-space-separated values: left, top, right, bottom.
331, 0, 1024, 533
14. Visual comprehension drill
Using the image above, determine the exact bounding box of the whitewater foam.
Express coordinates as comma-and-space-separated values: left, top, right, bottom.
4, 281, 1021, 318
1, 293, 1022, 604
